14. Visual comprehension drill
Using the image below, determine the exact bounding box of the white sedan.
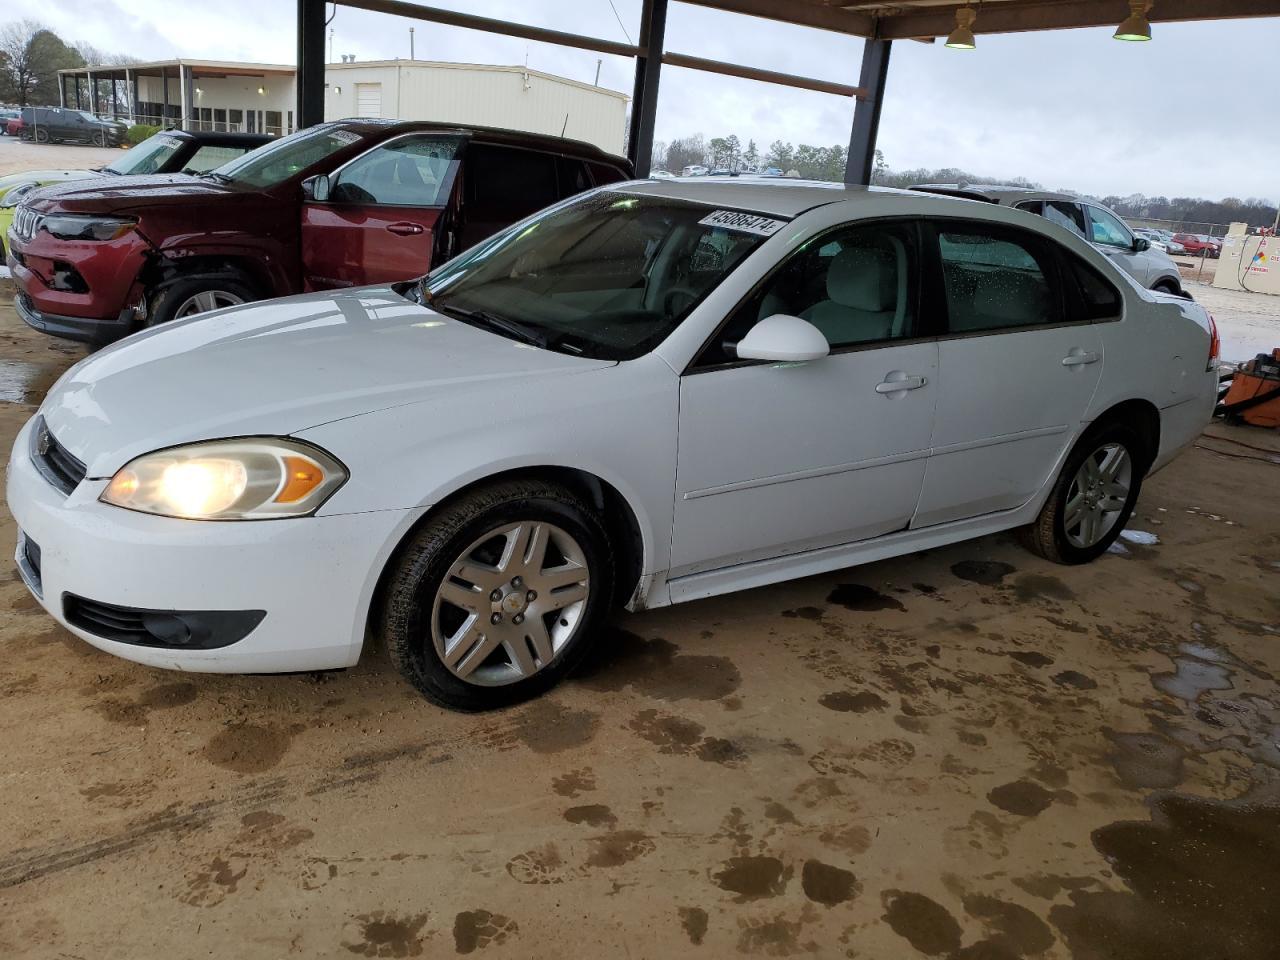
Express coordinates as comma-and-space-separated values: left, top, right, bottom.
9, 180, 1219, 710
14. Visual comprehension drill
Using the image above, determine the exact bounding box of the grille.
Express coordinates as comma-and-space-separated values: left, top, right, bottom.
63, 595, 266, 649
17, 533, 42, 597
12, 204, 41, 242
29, 416, 87, 496
65, 596, 152, 644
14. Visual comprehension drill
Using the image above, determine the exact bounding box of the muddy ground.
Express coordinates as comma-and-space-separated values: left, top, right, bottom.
0, 279, 1277, 960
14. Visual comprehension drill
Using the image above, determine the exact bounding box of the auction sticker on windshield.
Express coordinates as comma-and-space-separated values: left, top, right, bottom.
698, 210, 788, 236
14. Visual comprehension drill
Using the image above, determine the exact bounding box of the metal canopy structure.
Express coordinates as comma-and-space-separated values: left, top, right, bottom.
296, 0, 1280, 182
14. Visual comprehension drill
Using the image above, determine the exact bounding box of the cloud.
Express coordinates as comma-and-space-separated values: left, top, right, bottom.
7, 0, 1278, 200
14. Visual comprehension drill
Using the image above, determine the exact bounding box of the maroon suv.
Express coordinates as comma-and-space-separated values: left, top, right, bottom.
6, 119, 631, 344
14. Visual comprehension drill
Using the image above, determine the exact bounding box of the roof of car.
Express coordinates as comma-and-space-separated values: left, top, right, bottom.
329, 118, 631, 166
909, 183, 1080, 205
609, 176, 940, 218
166, 130, 272, 147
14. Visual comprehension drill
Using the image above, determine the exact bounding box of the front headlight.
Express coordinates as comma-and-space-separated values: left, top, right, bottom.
101, 439, 347, 520
0, 182, 36, 208
41, 213, 136, 241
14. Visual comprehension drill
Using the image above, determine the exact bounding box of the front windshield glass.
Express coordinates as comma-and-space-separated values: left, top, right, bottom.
422, 192, 775, 360
211, 124, 367, 189
104, 133, 185, 175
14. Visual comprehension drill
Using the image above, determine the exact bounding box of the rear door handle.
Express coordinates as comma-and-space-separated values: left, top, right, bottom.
386, 222, 425, 236
876, 373, 928, 394
1062, 350, 1101, 367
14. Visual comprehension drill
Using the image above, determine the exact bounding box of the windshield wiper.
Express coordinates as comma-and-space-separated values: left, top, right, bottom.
432, 302, 549, 349
98, 166, 122, 175
202, 171, 232, 183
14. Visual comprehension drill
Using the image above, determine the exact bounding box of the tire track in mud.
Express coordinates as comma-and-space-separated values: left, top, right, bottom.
0, 702, 585, 889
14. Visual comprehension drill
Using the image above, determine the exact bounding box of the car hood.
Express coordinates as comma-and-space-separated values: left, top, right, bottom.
24, 174, 246, 214
0, 169, 98, 195
41, 286, 614, 477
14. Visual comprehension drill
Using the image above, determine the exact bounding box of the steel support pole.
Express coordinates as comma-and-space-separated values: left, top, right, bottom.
297, 0, 328, 129
628, 0, 668, 177
844, 38, 891, 185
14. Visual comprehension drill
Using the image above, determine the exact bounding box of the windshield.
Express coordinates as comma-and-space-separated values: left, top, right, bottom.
421, 191, 776, 360
211, 124, 367, 189
104, 133, 185, 175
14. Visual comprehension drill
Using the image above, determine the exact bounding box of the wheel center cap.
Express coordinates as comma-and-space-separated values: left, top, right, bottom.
500, 590, 528, 615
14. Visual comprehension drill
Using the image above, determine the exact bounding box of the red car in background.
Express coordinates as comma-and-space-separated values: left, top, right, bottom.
6, 119, 631, 344
1172, 233, 1222, 258
4, 115, 24, 138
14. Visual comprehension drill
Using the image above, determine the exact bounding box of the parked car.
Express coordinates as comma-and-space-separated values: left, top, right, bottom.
910, 185, 1185, 295
1172, 233, 1221, 258
20, 107, 126, 146
0, 130, 269, 260
681, 164, 709, 176
6, 119, 631, 344
649, 169, 676, 179
1134, 228, 1185, 255
5, 115, 25, 138
0, 109, 19, 134
8, 181, 1219, 710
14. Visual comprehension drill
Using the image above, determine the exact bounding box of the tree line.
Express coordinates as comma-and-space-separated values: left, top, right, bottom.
1, 19, 135, 109
652, 133, 1279, 230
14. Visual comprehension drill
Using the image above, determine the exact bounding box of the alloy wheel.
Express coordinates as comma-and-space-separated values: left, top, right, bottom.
431, 520, 591, 686
1064, 442, 1132, 548
173, 289, 245, 318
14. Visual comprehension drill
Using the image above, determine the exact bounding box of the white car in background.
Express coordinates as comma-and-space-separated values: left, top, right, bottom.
1135, 228, 1185, 256
681, 164, 709, 177
911, 184, 1187, 296
9, 181, 1219, 710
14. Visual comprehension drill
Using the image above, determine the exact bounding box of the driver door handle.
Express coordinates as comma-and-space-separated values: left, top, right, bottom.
876, 374, 928, 394
386, 221, 425, 236
1062, 351, 1100, 366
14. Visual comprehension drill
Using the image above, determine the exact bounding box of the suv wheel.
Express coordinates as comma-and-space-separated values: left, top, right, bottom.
382, 479, 614, 711
92, 130, 107, 147
1021, 422, 1146, 565
33, 128, 49, 144
147, 275, 258, 327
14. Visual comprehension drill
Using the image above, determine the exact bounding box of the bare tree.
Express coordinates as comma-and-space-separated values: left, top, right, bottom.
0, 19, 43, 105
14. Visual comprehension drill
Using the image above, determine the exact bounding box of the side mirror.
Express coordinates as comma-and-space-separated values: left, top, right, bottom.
1133, 236, 1151, 252
302, 174, 330, 202
735, 314, 830, 363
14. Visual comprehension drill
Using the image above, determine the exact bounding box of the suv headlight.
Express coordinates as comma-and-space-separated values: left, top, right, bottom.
41, 213, 136, 241
101, 439, 347, 520
0, 182, 36, 208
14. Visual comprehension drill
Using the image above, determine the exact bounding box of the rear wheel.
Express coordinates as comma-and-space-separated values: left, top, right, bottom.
146, 274, 258, 328
33, 128, 49, 144
1021, 422, 1147, 564
382, 479, 613, 711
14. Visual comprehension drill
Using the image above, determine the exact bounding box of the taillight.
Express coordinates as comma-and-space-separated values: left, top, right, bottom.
1207, 314, 1220, 370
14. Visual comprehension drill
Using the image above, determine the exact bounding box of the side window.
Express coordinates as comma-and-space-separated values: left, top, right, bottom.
701, 221, 918, 366
587, 161, 627, 187
1044, 201, 1087, 238
555, 157, 591, 200
937, 225, 1062, 333
1086, 205, 1132, 249
1015, 201, 1044, 216
1064, 254, 1122, 321
466, 144, 559, 222
184, 145, 249, 173
331, 136, 460, 206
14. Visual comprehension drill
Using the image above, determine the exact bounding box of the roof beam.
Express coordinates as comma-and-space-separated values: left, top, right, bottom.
878, 0, 1280, 39
662, 51, 863, 96
680, 0, 876, 36
337, 0, 642, 58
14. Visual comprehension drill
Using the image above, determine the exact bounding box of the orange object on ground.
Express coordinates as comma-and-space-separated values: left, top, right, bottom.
1221, 348, 1280, 428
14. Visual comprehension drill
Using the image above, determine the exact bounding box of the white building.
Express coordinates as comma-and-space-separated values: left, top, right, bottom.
58, 59, 629, 154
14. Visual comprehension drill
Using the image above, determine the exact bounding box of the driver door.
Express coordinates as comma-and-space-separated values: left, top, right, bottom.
668, 220, 939, 580
301, 134, 462, 291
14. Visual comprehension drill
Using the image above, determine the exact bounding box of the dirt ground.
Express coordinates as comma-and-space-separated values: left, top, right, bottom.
1184, 281, 1280, 362
0, 135, 125, 178
1, 273, 1280, 959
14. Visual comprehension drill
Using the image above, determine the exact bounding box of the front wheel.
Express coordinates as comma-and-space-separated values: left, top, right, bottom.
382, 479, 615, 711
33, 129, 49, 144
1021, 423, 1146, 564
92, 131, 107, 146
146, 275, 257, 328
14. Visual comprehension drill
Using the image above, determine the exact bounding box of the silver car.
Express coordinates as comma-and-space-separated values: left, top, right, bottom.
911, 184, 1185, 295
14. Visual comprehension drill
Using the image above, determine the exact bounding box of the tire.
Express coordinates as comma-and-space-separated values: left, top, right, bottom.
381, 479, 615, 711
1152, 280, 1181, 296
92, 131, 106, 146
146, 274, 259, 328
1020, 421, 1148, 565
34, 128, 49, 144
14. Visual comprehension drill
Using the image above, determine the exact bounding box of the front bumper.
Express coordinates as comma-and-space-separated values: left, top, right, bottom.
12, 287, 135, 344
7, 417, 426, 673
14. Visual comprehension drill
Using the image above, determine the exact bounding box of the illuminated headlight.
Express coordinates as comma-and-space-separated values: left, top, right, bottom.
0, 182, 36, 208
42, 213, 137, 241
101, 439, 347, 520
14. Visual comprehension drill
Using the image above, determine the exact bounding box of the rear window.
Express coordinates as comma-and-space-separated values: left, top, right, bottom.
937, 226, 1062, 332
1064, 255, 1122, 320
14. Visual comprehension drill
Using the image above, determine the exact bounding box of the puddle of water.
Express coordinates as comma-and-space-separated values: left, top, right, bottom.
0, 362, 62, 405
1152, 658, 1234, 702
1120, 530, 1160, 546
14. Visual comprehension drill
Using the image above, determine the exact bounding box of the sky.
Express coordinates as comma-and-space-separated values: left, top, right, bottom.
8, 0, 1279, 202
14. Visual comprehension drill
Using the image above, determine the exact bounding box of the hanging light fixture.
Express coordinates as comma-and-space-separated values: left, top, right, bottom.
1114, 0, 1153, 41
946, 6, 978, 50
